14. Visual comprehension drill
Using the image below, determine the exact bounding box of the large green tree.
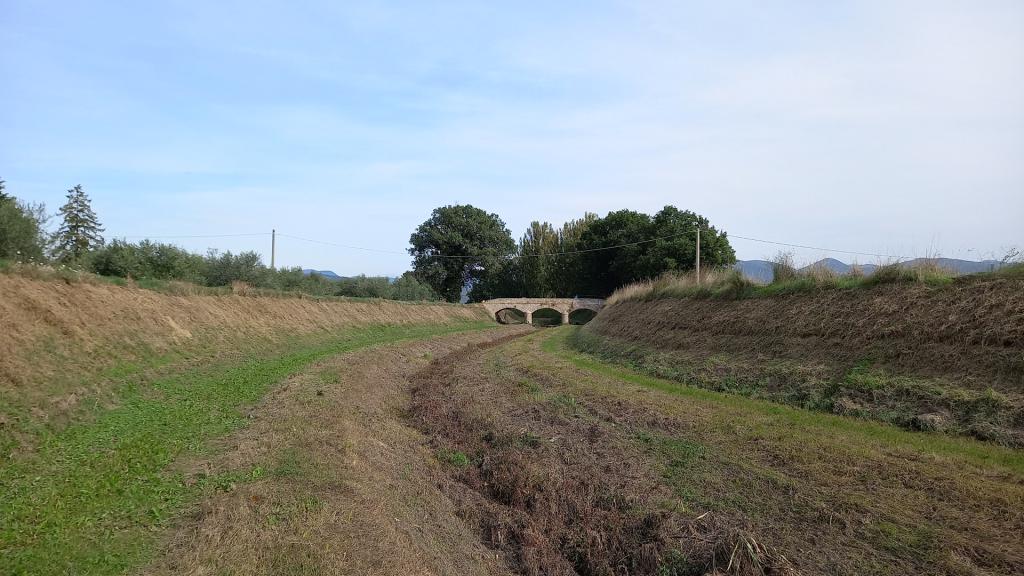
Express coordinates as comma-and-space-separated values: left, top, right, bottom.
640, 206, 736, 276
55, 185, 104, 263
519, 221, 559, 297
578, 209, 654, 296
0, 183, 50, 262
549, 212, 598, 297
409, 205, 515, 302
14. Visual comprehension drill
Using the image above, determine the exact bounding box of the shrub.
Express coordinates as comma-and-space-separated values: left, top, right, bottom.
769, 251, 798, 283
89, 239, 207, 282
0, 198, 49, 263
202, 250, 268, 287
389, 272, 440, 301
334, 275, 392, 298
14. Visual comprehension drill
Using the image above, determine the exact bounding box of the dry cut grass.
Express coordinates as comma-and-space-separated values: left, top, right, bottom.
0, 273, 489, 456
145, 329, 524, 576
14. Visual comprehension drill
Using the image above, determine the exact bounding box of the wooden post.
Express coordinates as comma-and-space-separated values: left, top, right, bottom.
695, 226, 700, 283
271, 229, 276, 270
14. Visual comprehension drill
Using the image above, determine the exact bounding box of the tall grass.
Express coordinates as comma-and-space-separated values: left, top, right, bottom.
608, 258, 962, 304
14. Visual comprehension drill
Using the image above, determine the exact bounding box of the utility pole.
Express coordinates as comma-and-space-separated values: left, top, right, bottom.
271, 229, 276, 270
695, 225, 701, 284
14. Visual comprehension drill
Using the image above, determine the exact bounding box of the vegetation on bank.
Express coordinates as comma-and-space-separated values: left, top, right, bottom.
567, 326, 1024, 447
420, 328, 1024, 575
0, 181, 441, 301
531, 328, 1024, 574
607, 254, 1024, 304
0, 320, 495, 575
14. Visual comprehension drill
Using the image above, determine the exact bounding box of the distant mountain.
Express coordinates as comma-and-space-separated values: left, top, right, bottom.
736, 258, 1004, 283
901, 258, 1002, 275
302, 269, 344, 280
734, 260, 774, 283
799, 258, 877, 276
301, 270, 404, 282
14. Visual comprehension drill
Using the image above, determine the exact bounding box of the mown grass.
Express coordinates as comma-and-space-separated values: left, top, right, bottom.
568, 329, 1023, 446
528, 327, 1024, 573
0, 320, 494, 576
543, 327, 1024, 473
605, 260, 1015, 304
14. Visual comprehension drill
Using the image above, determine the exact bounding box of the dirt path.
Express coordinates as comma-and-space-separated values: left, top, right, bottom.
143, 326, 530, 576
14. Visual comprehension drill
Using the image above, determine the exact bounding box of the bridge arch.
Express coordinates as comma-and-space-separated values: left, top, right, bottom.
494, 308, 527, 324
481, 298, 606, 325
531, 307, 563, 326
568, 308, 597, 325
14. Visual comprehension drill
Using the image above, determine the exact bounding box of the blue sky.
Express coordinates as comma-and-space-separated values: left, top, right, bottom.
2, 0, 1021, 275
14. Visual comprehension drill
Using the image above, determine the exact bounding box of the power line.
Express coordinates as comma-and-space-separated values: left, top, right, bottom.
280, 229, 699, 259
728, 234, 909, 260
118, 232, 270, 239
118, 229, 913, 262
276, 233, 412, 256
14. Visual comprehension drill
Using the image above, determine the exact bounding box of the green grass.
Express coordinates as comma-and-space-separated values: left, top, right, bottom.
0, 320, 494, 576
436, 449, 472, 468
543, 328, 1024, 474
567, 329, 1021, 446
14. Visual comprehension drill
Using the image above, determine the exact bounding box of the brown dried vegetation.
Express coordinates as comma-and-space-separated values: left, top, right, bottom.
411, 336, 800, 576
0, 274, 489, 433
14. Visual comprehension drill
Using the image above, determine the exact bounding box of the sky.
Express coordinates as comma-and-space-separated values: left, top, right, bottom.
2, 0, 1022, 275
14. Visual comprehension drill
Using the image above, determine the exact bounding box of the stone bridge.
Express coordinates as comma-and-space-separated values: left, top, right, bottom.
481, 298, 606, 325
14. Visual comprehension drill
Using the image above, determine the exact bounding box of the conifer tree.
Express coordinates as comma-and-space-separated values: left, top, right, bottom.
55, 184, 104, 262
0, 178, 10, 203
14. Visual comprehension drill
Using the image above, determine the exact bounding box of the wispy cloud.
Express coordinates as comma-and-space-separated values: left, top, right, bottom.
2, 0, 1021, 273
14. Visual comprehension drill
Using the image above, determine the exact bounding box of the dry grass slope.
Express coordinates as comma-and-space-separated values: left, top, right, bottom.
0, 274, 489, 433
584, 273, 1024, 445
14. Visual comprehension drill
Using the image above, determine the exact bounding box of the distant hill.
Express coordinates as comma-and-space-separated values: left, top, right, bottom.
902, 258, 1002, 275
798, 258, 878, 276
736, 258, 1004, 283
301, 270, 402, 282
302, 269, 344, 280
734, 260, 774, 283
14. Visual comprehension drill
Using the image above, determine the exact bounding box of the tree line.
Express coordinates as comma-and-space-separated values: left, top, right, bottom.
408, 204, 736, 302
0, 181, 439, 301
2, 182, 736, 303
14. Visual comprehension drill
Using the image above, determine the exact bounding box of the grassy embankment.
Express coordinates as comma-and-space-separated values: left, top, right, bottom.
0, 259, 464, 303
607, 261, 1023, 303
547, 329, 1023, 473
530, 328, 1022, 573
577, 265, 1024, 447
0, 273, 494, 575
